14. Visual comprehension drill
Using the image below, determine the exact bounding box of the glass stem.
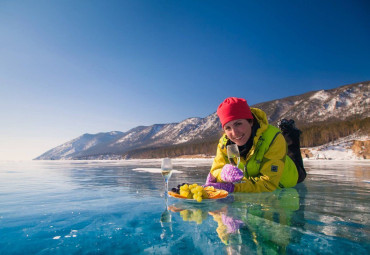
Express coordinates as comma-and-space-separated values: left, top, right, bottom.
164, 179, 168, 196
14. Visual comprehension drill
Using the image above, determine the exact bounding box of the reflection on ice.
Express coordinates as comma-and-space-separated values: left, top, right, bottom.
168, 188, 304, 252
0, 160, 369, 254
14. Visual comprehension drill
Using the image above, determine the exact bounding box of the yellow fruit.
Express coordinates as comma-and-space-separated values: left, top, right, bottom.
207, 190, 221, 198
202, 190, 209, 199
196, 197, 202, 203
180, 184, 189, 190
204, 186, 215, 191
180, 190, 189, 197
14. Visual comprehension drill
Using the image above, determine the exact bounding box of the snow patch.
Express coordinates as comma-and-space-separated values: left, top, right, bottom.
310, 90, 330, 101
303, 134, 369, 160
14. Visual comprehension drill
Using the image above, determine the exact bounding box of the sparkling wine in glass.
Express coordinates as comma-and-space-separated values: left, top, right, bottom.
227, 144, 240, 168
161, 158, 173, 195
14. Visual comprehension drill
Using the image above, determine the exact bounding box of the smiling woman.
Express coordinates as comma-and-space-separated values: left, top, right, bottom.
204, 97, 307, 193
223, 119, 253, 146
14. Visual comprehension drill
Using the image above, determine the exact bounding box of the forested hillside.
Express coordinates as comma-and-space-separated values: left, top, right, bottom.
122, 118, 369, 158
300, 117, 369, 147
122, 135, 221, 159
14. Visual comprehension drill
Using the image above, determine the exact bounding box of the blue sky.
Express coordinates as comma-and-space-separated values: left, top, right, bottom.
1, 0, 369, 160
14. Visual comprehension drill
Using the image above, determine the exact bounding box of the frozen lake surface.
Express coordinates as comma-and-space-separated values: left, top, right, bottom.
0, 159, 369, 254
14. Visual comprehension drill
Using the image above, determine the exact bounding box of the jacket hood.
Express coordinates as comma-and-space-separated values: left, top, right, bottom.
250, 107, 269, 140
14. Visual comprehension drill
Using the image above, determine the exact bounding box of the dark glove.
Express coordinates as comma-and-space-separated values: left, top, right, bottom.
221, 164, 244, 183
204, 182, 235, 193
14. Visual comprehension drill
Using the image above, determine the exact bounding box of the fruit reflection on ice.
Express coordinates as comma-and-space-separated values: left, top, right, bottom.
180, 209, 208, 224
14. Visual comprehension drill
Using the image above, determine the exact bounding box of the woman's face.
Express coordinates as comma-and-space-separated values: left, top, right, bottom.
223, 119, 253, 146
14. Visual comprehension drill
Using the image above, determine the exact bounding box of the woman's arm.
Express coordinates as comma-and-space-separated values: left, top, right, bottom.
209, 143, 228, 182
234, 134, 287, 193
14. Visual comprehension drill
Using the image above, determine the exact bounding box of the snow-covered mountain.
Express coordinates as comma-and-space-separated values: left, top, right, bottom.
254, 81, 369, 124
35, 114, 221, 160
35, 131, 125, 160
35, 81, 369, 160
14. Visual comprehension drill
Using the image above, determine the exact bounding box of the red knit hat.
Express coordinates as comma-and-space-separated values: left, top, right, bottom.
217, 97, 253, 128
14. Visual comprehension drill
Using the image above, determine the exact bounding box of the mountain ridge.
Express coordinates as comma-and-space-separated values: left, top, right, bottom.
35, 81, 369, 160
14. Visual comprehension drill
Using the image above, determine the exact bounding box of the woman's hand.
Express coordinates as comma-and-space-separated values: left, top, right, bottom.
221, 164, 244, 183
205, 172, 217, 184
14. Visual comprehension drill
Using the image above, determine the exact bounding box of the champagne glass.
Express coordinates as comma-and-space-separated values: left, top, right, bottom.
227, 144, 240, 168
161, 158, 173, 195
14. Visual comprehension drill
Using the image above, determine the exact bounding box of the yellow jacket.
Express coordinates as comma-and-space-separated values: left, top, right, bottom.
210, 108, 298, 192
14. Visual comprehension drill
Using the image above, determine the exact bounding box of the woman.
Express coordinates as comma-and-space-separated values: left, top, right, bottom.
205, 97, 306, 193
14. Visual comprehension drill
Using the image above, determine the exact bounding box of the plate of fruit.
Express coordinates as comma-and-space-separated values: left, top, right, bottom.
169, 183, 228, 203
